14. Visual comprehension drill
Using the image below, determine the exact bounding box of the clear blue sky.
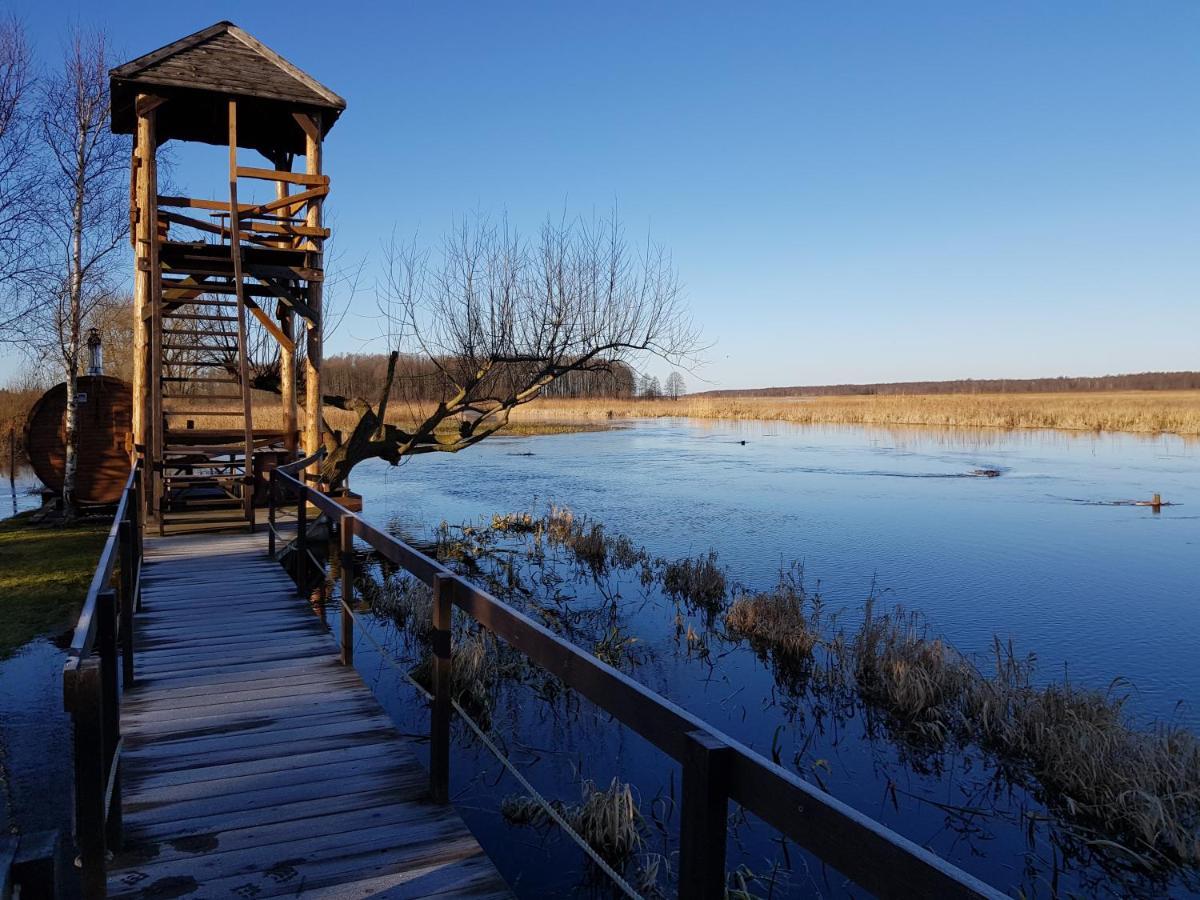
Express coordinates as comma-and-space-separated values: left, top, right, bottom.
9, 1, 1199, 389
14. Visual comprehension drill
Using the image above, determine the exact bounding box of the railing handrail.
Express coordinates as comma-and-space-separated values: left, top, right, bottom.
272, 458, 1006, 900
67, 463, 141, 660
62, 458, 144, 899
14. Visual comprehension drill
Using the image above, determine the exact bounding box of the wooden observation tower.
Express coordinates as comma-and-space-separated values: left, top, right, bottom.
110, 21, 344, 532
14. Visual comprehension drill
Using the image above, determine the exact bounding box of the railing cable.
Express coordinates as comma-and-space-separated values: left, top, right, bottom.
339, 599, 644, 900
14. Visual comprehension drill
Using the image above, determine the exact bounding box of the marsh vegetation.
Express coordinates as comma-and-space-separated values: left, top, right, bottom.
339, 492, 1200, 897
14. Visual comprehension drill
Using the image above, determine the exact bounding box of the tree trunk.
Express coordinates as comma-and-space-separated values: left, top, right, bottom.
62, 125, 87, 518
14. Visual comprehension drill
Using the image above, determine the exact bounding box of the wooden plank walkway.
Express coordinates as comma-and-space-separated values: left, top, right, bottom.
108, 529, 510, 899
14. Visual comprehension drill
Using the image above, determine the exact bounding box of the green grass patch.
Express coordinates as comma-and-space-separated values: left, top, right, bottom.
0, 513, 108, 658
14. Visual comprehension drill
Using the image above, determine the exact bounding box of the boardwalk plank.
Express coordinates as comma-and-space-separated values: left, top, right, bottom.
109, 530, 509, 897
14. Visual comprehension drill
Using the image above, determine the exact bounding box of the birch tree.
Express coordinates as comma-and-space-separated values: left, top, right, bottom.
0, 16, 40, 336
34, 29, 127, 515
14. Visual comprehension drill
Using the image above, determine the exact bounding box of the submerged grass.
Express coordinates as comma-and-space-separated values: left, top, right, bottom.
726, 567, 824, 664
966, 641, 1200, 869
851, 599, 976, 742
0, 512, 108, 657
502, 777, 645, 869
662, 551, 726, 614
726, 583, 1200, 870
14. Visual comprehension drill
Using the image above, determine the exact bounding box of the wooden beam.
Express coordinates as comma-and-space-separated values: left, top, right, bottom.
292, 112, 321, 143
157, 195, 240, 213
253, 278, 319, 324
245, 298, 295, 354
235, 185, 328, 221
278, 148, 298, 453
303, 116, 323, 459
236, 166, 328, 187
135, 94, 167, 116
229, 99, 255, 525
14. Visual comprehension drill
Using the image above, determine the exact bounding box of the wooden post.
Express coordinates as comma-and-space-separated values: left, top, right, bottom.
133, 466, 144, 612
228, 100, 255, 529
67, 659, 107, 899
268, 468, 277, 558
678, 730, 732, 899
131, 98, 154, 464
301, 114, 323, 462
295, 486, 307, 598
430, 573, 454, 804
142, 100, 163, 533
97, 589, 122, 851
118, 515, 135, 685
275, 160, 298, 453
339, 521, 354, 666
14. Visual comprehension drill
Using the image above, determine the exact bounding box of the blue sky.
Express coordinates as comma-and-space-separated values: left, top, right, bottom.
8, 2, 1199, 389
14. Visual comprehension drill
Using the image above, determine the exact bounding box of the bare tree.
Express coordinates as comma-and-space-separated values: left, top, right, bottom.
308, 212, 699, 489
0, 16, 40, 334
30, 29, 128, 514
665, 370, 685, 400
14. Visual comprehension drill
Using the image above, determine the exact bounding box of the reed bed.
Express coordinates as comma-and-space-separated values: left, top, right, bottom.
360, 572, 433, 641
502, 777, 645, 868
510, 391, 1200, 436
724, 581, 1200, 869
851, 600, 975, 742
725, 567, 825, 664
662, 551, 726, 614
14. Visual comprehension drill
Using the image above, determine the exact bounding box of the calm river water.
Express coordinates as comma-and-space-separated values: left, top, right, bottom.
331, 420, 1199, 898
2, 423, 1197, 896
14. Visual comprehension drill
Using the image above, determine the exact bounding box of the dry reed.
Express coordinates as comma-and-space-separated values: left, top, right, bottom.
730, 590, 1200, 869
501, 777, 645, 869
662, 551, 726, 613
725, 568, 824, 665
511, 391, 1200, 436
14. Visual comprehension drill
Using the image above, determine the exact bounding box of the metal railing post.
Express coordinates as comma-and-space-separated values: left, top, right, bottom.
678, 730, 732, 899
339, 519, 354, 666
430, 573, 454, 804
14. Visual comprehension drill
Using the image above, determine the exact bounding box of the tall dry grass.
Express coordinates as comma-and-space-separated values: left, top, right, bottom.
511, 391, 1200, 436
723, 577, 1200, 869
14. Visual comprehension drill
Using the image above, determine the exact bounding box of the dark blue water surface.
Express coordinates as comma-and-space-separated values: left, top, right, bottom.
331, 420, 1200, 899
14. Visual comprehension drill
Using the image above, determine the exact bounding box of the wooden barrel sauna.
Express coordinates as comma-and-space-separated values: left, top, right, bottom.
25, 375, 133, 505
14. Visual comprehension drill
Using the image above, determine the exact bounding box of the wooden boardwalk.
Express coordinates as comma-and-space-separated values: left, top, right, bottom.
107, 530, 510, 899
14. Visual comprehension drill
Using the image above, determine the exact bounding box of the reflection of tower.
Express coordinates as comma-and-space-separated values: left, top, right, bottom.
110, 21, 345, 532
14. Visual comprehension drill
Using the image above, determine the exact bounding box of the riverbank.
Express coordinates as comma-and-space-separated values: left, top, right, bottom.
0, 512, 107, 657
509, 389, 1200, 435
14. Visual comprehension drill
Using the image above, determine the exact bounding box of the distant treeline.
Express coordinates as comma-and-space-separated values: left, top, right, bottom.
694, 372, 1200, 398
323, 353, 637, 402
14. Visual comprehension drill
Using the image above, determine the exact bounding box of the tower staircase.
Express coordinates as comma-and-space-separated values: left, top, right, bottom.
149, 152, 326, 533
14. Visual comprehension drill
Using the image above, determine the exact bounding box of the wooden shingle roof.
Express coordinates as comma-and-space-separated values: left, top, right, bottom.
110, 22, 346, 156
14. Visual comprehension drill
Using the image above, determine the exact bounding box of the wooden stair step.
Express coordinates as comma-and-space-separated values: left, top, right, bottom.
165, 445, 251, 454
163, 474, 245, 483
162, 313, 238, 322
162, 362, 238, 371
164, 409, 246, 416
163, 328, 238, 338
161, 297, 240, 307
162, 393, 243, 401
161, 376, 240, 384
161, 343, 238, 352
